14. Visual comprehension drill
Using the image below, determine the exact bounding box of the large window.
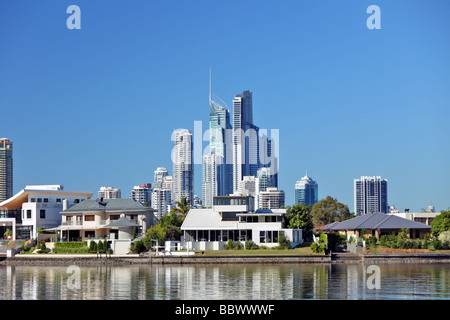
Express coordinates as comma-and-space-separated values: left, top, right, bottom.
40, 210, 46, 219
27, 210, 32, 219
84, 215, 95, 221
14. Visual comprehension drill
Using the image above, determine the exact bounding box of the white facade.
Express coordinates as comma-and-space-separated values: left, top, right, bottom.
130, 184, 151, 204
98, 186, 121, 199
258, 187, 285, 210
172, 129, 194, 205
151, 188, 172, 219
0, 185, 93, 239
153, 167, 168, 189
181, 197, 302, 250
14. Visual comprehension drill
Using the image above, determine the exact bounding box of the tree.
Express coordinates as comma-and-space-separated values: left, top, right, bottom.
285, 204, 314, 240
170, 197, 191, 220
159, 211, 183, 241
431, 210, 450, 238
144, 224, 167, 248
310, 196, 352, 227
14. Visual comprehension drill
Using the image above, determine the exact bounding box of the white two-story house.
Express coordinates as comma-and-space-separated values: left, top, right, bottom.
181, 195, 302, 250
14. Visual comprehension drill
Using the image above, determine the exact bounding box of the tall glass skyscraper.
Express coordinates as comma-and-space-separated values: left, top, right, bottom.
232, 90, 259, 192
172, 129, 194, 206
202, 71, 232, 207
354, 176, 388, 215
0, 138, 13, 203
295, 172, 318, 206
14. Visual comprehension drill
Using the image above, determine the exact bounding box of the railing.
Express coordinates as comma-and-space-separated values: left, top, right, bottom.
61, 221, 83, 226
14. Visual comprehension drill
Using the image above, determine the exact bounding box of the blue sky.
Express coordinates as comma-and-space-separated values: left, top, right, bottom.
1, 0, 449, 212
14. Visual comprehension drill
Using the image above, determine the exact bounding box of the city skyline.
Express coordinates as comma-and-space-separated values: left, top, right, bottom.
1, 1, 449, 212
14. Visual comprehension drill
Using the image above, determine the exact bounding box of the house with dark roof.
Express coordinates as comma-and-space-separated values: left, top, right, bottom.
319, 213, 431, 240
57, 198, 156, 243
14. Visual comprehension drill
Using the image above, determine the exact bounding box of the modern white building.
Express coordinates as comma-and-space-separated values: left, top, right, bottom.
258, 187, 285, 210
172, 129, 194, 205
151, 188, 172, 219
181, 195, 302, 250
0, 185, 93, 239
153, 167, 168, 189
98, 186, 121, 199
130, 183, 152, 204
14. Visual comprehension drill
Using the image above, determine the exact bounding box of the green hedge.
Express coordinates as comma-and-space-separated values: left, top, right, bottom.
54, 241, 88, 249
52, 247, 90, 254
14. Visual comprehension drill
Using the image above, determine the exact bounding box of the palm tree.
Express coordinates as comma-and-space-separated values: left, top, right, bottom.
171, 197, 191, 220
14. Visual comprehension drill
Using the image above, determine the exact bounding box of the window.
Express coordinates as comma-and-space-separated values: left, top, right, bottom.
109, 215, 120, 220
84, 231, 95, 238
27, 210, 32, 219
66, 216, 72, 221
43, 198, 49, 203
74, 199, 80, 203
30, 198, 36, 203
56, 199, 62, 203
84, 215, 95, 221
37, 198, 42, 203
40, 210, 46, 219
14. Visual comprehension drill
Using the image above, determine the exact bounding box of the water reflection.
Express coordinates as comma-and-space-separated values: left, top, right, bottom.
0, 263, 449, 300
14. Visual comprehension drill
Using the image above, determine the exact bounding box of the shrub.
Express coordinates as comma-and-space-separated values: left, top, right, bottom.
225, 239, 234, 250
131, 240, 146, 254
245, 240, 258, 250
367, 236, 377, 246
277, 232, 292, 249
431, 238, 442, 250
52, 247, 89, 254
89, 241, 98, 253
438, 231, 450, 243
54, 241, 88, 249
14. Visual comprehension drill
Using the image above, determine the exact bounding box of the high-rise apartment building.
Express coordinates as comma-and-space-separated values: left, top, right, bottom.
151, 188, 172, 219
295, 172, 318, 206
0, 138, 13, 203
354, 176, 388, 215
130, 183, 152, 204
232, 90, 259, 192
172, 129, 194, 205
258, 187, 285, 210
98, 186, 121, 199
153, 167, 168, 189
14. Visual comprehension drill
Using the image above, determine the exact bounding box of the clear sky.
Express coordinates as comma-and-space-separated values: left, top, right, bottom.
1, 0, 449, 212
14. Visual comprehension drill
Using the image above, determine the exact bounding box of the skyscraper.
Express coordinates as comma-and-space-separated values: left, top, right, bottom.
232, 90, 259, 192
202, 70, 233, 207
172, 129, 194, 205
0, 138, 13, 203
153, 167, 168, 189
295, 172, 318, 206
354, 176, 388, 215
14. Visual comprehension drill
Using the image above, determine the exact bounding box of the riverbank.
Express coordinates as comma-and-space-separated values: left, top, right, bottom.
2, 252, 450, 266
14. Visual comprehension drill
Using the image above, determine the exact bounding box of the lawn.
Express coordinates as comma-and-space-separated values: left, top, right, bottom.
196, 245, 318, 256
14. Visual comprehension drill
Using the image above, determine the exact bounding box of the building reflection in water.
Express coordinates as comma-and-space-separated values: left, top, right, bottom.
0, 263, 449, 300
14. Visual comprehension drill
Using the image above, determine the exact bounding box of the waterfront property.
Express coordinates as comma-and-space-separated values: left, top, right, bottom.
180, 195, 302, 250
0, 185, 93, 240
57, 198, 156, 242
319, 212, 431, 239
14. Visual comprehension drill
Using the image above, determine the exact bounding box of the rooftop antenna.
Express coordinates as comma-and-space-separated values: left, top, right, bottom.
209, 67, 212, 102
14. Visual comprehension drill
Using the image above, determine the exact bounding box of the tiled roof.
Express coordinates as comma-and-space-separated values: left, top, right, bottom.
328, 213, 431, 230
62, 198, 155, 213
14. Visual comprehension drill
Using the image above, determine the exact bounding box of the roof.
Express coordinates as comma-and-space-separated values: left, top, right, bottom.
103, 217, 141, 228
328, 213, 431, 231
181, 209, 238, 230
0, 186, 93, 209
62, 198, 155, 214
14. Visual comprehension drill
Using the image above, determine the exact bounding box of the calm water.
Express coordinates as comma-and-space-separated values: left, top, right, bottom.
0, 263, 449, 300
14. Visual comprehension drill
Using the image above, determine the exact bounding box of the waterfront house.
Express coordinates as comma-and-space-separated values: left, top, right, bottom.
58, 198, 156, 241
180, 195, 302, 250
319, 212, 431, 239
0, 185, 93, 240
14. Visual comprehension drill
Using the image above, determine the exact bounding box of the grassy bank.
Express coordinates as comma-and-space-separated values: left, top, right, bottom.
196, 246, 318, 256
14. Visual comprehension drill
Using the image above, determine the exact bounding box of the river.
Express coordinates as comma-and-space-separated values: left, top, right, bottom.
0, 263, 449, 300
